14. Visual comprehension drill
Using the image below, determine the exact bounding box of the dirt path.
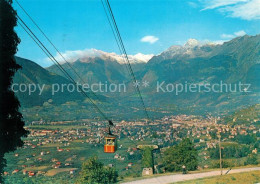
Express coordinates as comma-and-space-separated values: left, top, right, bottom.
122, 167, 260, 184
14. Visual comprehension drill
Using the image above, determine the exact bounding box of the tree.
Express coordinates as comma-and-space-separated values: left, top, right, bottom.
209, 144, 250, 159
211, 160, 234, 168
236, 134, 256, 145
77, 157, 118, 184
163, 138, 198, 172
0, 0, 28, 182
245, 154, 258, 165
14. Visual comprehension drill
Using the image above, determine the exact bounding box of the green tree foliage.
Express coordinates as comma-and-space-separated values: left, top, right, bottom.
77, 157, 118, 184
127, 150, 142, 161
209, 129, 217, 140
0, 0, 28, 182
141, 147, 153, 168
163, 138, 198, 172
209, 144, 250, 159
211, 160, 234, 168
236, 134, 256, 144
245, 154, 258, 165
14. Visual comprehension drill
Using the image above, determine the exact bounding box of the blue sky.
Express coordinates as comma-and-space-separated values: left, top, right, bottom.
14, 0, 260, 67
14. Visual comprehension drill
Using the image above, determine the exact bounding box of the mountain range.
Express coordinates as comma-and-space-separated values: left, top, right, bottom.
14, 34, 260, 121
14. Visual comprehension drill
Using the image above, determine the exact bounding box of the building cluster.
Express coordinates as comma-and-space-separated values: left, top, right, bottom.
6, 115, 259, 177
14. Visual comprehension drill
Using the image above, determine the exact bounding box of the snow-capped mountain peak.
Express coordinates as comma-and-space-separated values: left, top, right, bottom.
155, 38, 217, 61
52, 48, 153, 64
184, 39, 200, 48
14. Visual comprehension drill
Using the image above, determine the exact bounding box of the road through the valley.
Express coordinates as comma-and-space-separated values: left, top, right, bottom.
122, 167, 260, 184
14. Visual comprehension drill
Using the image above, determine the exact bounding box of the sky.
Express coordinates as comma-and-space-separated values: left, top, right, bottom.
14, 0, 260, 67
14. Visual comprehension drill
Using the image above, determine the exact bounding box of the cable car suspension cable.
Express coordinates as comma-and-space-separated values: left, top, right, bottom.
14, 0, 105, 107
101, 0, 150, 120
17, 16, 111, 124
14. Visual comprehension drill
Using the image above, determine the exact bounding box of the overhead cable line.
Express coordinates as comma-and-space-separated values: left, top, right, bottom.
14, 0, 104, 105
17, 15, 111, 124
15, 0, 134, 114
101, 0, 150, 120
100, 0, 132, 76
15, 0, 136, 124
101, 0, 150, 150
16, 0, 146, 117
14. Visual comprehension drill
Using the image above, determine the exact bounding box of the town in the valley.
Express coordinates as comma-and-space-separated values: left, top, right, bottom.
3, 114, 259, 183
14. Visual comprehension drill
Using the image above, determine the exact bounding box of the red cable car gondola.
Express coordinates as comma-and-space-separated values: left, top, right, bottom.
104, 135, 117, 153
104, 120, 117, 153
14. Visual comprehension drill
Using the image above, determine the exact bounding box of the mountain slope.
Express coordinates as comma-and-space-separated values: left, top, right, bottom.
15, 34, 260, 119
48, 57, 128, 84
14, 57, 103, 107
222, 104, 260, 125
138, 35, 260, 113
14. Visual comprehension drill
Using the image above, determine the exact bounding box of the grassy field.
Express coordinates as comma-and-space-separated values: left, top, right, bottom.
45, 168, 78, 176
3, 126, 145, 184
175, 170, 260, 184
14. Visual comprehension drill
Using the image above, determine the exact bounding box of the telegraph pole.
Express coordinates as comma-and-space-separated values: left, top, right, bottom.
218, 134, 222, 175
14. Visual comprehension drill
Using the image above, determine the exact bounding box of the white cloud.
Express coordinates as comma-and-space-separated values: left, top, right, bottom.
201, 0, 260, 20
220, 30, 246, 39
211, 40, 229, 44
131, 53, 154, 63
189, 39, 228, 45
140, 35, 159, 44
234, 30, 246, 36
47, 48, 103, 63
201, 0, 248, 10
45, 48, 153, 64
220, 34, 235, 39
